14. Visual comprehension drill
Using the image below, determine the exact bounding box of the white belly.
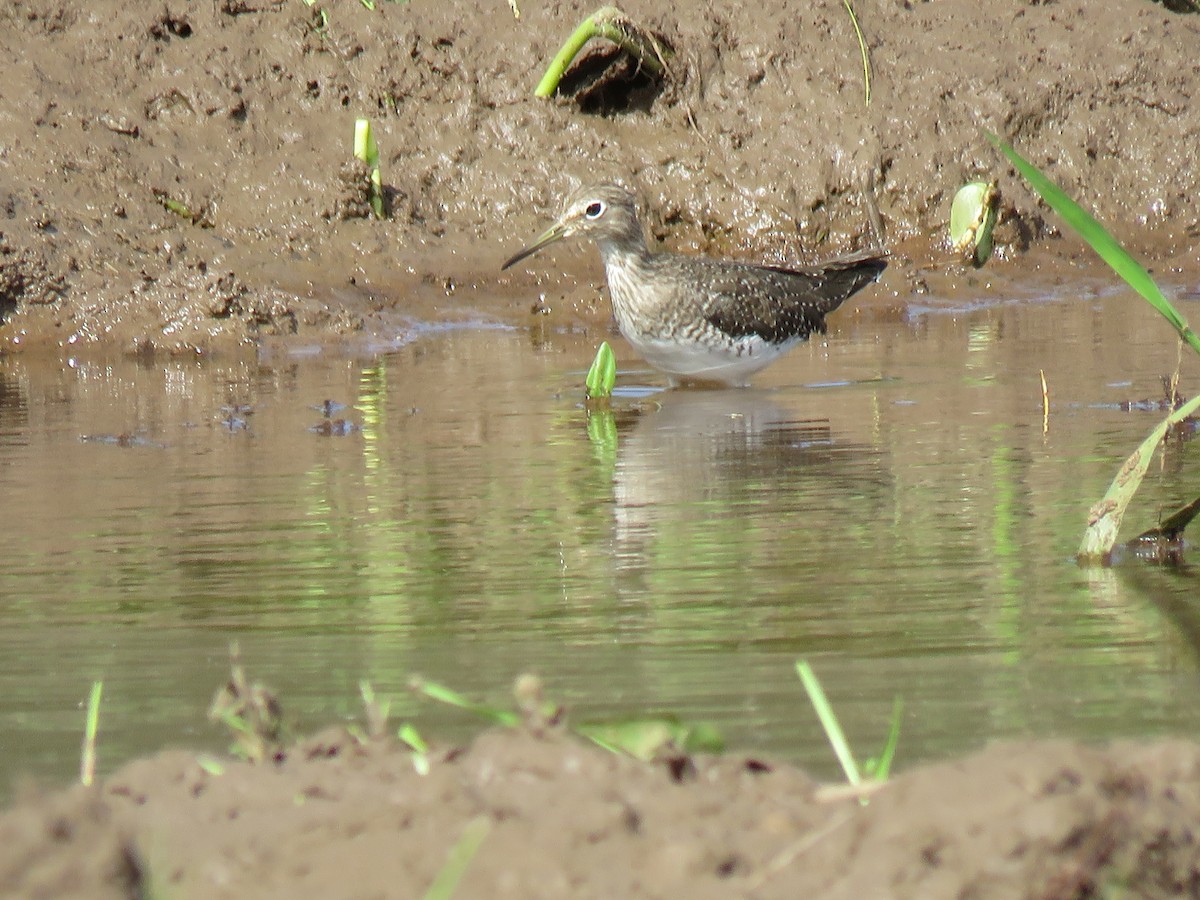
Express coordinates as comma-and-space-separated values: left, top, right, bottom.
624, 331, 799, 387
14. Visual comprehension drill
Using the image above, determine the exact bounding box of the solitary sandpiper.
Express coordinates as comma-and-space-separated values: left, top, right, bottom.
502, 183, 887, 386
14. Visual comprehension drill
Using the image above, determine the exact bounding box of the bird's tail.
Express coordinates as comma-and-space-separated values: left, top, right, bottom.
799, 249, 888, 314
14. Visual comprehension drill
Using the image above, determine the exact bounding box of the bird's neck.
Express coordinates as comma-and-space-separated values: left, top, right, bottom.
596, 230, 652, 271
595, 229, 667, 339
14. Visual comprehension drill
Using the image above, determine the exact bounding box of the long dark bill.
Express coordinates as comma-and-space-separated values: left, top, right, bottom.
501, 223, 568, 271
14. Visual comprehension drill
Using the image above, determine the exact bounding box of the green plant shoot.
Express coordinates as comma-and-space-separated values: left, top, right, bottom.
576, 717, 723, 760
354, 118, 384, 219
197, 756, 225, 776
534, 6, 669, 98
586, 341, 617, 400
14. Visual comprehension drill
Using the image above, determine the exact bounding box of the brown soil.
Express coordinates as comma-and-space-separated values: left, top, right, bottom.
4, 724, 1200, 899
2, 0, 1198, 354
6, 1, 1200, 896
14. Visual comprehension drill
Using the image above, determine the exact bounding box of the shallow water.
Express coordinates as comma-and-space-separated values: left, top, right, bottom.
3, 276, 1200, 793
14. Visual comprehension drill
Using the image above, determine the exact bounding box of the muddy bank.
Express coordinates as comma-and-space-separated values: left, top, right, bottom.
1, 0, 1198, 354
4, 724, 1200, 898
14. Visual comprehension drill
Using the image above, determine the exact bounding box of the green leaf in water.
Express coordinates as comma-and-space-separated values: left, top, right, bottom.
586, 408, 618, 456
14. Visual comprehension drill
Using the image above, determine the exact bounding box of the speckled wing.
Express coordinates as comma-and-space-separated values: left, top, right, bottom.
702, 251, 887, 344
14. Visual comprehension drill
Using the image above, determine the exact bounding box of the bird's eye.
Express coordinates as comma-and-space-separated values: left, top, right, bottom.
584, 200, 606, 219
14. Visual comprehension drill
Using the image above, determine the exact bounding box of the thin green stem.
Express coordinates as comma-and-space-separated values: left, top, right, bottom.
841, 0, 871, 107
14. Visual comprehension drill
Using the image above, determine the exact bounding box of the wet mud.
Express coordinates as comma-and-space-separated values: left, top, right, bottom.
4, 725, 1200, 898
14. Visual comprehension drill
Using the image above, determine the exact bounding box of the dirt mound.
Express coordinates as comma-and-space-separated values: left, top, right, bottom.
1, 1, 1198, 353
3, 727, 1200, 898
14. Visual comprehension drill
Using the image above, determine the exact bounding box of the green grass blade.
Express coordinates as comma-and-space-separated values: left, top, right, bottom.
985, 132, 1200, 357
409, 677, 520, 727
869, 697, 903, 781
398, 722, 429, 754
80, 681, 103, 786
398, 723, 431, 776
424, 815, 492, 900
795, 660, 861, 786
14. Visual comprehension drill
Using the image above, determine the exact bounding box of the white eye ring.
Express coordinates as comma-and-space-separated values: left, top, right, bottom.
584, 200, 606, 220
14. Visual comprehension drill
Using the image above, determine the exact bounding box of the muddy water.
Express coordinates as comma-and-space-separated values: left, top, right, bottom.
3, 277, 1200, 793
